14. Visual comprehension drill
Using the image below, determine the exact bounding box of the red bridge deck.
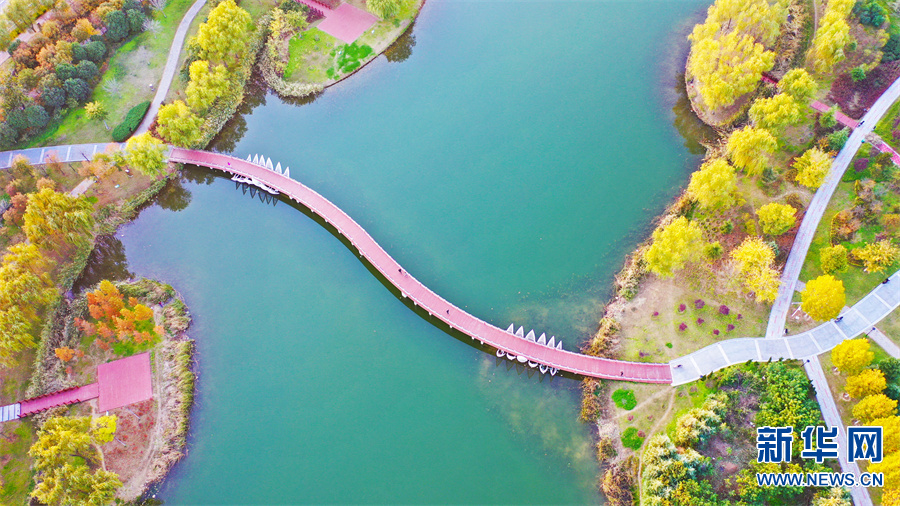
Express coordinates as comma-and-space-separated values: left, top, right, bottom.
170, 148, 673, 384
20, 383, 99, 416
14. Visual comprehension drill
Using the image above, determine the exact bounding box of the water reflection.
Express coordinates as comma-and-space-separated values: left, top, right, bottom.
671, 73, 717, 155
155, 177, 192, 212
73, 234, 133, 293
211, 73, 269, 153
384, 23, 416, 63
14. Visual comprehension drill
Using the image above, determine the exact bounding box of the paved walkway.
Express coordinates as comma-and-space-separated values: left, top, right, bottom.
0, 143, 115, 169
135, 0, 208, 135
672, 271, 900, 385
766, 76, 900, 340
810, 100, 860, 128
805, 355, 871, 506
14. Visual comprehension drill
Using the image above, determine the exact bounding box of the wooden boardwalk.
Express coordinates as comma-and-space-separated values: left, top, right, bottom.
169, 148, 673, 383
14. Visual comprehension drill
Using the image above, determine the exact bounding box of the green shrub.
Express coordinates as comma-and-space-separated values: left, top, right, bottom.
612, 388, 637, 410
111, 101, 151, 142
620, 427, 644, 450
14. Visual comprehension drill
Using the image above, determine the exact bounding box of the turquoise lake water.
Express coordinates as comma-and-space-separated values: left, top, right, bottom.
87, 0, 712, 502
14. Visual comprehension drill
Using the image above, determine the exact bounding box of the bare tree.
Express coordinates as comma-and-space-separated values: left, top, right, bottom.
143, 18, 162, 33
149, 0, 168, 17
101, 78, 121, 96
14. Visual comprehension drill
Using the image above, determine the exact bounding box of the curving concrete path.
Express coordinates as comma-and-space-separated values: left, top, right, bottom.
765, 76, 900, 339
671, 270, 900, 385
134, 0, 208, 135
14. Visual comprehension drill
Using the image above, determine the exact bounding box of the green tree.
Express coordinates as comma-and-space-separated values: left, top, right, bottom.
749, 93, 801, 132
29, 415, 122, 505
832, 338, 874, 375
726, 126, 777, 175
156, 100, 202, 147
642, 217, 706, 278
23, 188, 94, 250
125, 133, 168, 177
820, 244, 849, 274
104, 10, 130, 42
828, 128, 850, 151
195, 0, 252, 66
757, 202, 796, 235
779, 68, 817, 101
850, 65, 867, 82
801, 274, 846, 321
687, 158, 738, 209
185, 60, 229, 112
794, 147, 832, 189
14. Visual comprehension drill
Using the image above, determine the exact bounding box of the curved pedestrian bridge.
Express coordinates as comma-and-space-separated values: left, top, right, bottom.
169, 148, 674, 383
2, 144, 898, 386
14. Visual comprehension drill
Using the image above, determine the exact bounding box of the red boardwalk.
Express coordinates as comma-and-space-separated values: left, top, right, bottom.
810, 100, 860, 129
170, 148, 673, 384
20, 383, 99, 416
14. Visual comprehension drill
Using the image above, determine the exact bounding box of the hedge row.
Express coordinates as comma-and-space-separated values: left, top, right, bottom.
111, 100, 151, 142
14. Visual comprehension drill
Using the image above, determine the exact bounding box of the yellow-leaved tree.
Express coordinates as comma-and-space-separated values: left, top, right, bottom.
688, 30, 776, 110
832, 338, 874, 375
749, 93, 801, 132
779, 68, 818, 101
757, 202, 796, 235
687, 158, 738, 209
731, 237, 780, 302
794, 147, 832, 189
852, 240, 899, 273
23, 188, 94, 251
125, 133, 168, 177
643, 217, 706, 278
801, 274, 846, 321
195, 0, 252, 67
726, 126, 777, 175
185, 60, 229, 112
29, 415, 122, 505
845, 369, 887, 398
809, 0, 854, 73
853, 394, 898, 423
871, 453, 900, 489
156, 100, 203, 148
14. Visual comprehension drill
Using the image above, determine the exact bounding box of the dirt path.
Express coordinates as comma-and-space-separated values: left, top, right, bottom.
115, 351, 166, 499
614, 387, 671, 420
637, 389, 676, 502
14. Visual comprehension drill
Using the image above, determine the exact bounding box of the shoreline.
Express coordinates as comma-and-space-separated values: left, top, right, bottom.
260, 0, 425, 99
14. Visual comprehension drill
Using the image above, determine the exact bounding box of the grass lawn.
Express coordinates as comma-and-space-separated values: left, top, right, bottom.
285, 28, 339, 83
797, 180, 900, 305
874, 96, 900, 144
617, 275, 770, 363
0, 419, 36, 504
879, 308, 900, 342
